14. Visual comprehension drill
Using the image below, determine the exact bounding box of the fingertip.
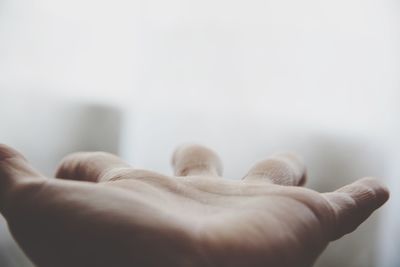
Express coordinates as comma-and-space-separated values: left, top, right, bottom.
55, 152, 87, 178
171, 144, 223, 176
244, 152, 307, 186
171, 143, 208, 167
0, 144, 26, 161
353, 177, 390, 208
55, 151, 130, 182
324, 176, 390, 240
274, 153, 307, 185
0, 144, 42, 179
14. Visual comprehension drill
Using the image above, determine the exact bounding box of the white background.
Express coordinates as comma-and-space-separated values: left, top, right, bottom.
0, 0, 399, 266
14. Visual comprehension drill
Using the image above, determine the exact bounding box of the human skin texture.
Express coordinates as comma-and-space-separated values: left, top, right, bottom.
0, 144, 389, 267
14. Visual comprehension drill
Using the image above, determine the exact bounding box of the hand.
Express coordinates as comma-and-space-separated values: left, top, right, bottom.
0, 144, 389, 267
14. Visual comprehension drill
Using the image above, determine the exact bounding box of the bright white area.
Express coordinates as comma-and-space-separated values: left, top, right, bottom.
0, 0, 399, 266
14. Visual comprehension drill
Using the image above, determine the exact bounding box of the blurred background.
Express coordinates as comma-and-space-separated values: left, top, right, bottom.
0, 0, 399, 266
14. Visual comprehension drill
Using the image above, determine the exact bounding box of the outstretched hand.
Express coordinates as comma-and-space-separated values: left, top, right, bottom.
0, 144, 389, 267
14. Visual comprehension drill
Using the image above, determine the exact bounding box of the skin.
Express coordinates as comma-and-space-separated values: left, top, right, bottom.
0, 143, 389, 267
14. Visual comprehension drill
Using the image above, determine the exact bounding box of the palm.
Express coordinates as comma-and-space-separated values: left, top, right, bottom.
0, 144, 389, 267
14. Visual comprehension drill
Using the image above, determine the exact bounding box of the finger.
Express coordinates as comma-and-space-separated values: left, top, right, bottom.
55, 152, 130, 182
322, 177, 390, 240
171, 144, 223, 176
0, 144, 45, 208
243, 153, 306, 186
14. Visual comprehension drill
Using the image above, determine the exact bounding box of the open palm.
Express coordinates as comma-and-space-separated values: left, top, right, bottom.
0, 144, 389, 267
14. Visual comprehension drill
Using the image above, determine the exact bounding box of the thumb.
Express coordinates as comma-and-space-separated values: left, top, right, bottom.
322, 177, 390, 240
0, 144, 46, 212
